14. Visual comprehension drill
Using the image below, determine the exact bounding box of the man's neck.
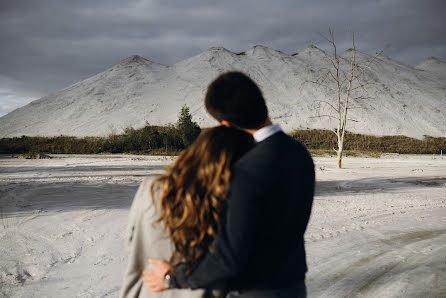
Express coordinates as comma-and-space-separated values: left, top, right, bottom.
243, 118, 272, 135
220, 118, 273, 135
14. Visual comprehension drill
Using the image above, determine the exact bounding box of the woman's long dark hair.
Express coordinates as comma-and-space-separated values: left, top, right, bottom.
151, 126, 253, 268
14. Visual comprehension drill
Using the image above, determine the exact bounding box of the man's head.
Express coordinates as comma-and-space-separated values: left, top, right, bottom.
205, 71, 268, 130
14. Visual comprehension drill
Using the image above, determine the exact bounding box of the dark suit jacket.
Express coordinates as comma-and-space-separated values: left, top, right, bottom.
174, 131, 315, 292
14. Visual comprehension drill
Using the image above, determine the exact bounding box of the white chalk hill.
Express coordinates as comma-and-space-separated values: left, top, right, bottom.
1, 46, 445, 138
415, 56, 446, 82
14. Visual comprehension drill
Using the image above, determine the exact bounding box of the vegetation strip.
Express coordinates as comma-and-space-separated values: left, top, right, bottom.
1, 127, 444, 156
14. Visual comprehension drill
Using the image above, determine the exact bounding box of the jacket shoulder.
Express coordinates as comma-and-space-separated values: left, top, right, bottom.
236, 132, 312, 168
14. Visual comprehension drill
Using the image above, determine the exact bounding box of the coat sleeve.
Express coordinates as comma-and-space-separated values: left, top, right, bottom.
119, 176, 206, 298
119, 176, 156, 298
174, 167, 262, 288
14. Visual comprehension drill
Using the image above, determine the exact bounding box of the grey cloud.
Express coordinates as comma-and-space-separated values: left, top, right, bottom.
0, 0, 445, 116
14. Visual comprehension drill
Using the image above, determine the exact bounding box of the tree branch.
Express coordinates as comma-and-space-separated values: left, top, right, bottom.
306, 80, 336, 92
309, 114, 338, 120
314, 100, 339, 113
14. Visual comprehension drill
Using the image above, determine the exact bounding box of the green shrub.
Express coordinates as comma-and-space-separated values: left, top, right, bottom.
0, 106, 202, 155
290, 129, 446, 155
2, 125, 444, 156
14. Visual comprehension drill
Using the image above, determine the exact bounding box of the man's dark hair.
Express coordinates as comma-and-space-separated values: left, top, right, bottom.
205, 71, 268, 129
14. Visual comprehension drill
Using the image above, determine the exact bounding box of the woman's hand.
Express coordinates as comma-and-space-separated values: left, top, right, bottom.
142, 258, 172, 292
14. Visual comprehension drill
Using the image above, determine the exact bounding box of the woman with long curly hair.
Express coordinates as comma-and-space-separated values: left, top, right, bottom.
120, 126, 254, 298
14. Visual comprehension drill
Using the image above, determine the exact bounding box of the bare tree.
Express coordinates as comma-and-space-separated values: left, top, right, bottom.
308, 29, 383, 168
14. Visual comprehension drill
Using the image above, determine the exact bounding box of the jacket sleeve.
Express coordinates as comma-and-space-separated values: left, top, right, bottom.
120, 177, 207, 298
174, 167, 262, 288
119, 177, 153, 298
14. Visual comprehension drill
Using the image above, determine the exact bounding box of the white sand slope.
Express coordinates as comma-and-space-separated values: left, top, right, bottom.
0, 46, 445, 139
0, 154, 445, 297
415, 57, 446, 82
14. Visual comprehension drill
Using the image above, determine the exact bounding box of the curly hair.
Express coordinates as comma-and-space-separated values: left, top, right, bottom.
151, 126, 253, 269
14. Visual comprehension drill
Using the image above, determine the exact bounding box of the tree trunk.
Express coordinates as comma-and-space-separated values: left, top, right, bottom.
337, 135, 343, 168
337, 150, 342, 168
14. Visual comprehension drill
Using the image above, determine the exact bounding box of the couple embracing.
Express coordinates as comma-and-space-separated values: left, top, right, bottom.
120, 71, 315, 298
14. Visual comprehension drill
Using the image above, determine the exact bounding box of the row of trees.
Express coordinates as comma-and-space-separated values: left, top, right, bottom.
0, 105, 201, 155
3, 125, 444, 156
290, 129, 446, 155
105, 105, 201, 153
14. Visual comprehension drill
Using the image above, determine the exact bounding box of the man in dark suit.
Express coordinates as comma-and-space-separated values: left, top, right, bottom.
144, 71, 315, 298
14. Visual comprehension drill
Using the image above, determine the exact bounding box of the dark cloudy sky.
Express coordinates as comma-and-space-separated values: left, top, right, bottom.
1, 0, 445, 116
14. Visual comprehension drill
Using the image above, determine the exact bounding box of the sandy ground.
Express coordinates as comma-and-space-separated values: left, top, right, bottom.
0, 154, 445, 298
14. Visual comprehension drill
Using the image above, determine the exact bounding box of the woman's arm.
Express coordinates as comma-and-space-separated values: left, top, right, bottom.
120, 176, 206, 298
119, 176, 157, 298
145, 167, 261, 291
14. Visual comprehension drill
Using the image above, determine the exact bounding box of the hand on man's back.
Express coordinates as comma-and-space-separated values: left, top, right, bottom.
142, 258, 171, 292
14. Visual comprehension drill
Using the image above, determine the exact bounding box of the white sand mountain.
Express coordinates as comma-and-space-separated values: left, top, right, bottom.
415, 56, 446, 82
1, 46, 445, 138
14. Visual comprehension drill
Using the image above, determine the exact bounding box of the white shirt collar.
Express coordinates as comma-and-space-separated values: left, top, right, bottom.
253, 123, 282, 143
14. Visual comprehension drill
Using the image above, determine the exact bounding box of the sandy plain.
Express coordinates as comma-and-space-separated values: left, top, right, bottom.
0, 154, 445, 297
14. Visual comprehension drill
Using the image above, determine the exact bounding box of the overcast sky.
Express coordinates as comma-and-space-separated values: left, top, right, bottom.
1, 0, 445, 116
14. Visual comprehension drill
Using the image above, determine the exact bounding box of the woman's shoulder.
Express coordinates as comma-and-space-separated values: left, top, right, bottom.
128, 175, 160, 221
140, 175, 158, 190
136, 175, 158, 200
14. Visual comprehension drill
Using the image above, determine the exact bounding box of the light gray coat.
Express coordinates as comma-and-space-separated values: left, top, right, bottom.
119, 176, 205, 298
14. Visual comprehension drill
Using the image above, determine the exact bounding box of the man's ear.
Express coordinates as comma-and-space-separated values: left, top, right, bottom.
220, 120, 232, 128
220, 120, 246, 132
